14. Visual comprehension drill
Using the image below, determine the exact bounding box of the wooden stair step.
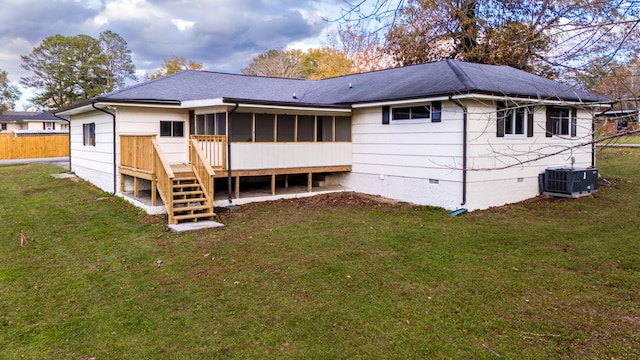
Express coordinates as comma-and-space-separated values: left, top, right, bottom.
173, 197, 207, 204
174, 204, 211, 212
173, 174, 197, 181
173, 190, 204, 197
173, 212, 216, 222
173, 184, 200, 190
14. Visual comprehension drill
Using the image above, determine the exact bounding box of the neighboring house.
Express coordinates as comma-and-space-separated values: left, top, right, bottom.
54, 60, 608, 224
595, 99, 639, 134
0, 111, 70, 133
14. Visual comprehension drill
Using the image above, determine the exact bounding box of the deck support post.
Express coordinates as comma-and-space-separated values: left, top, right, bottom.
284, 175, 289, 189
271, 174, 276, 195
151, 179, 157, 206
307, 172, 312, 192
235, 176, 240, 199
134, 177, 139, 198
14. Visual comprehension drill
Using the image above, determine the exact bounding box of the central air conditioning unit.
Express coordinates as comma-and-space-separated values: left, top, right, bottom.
540, 168, 599, 198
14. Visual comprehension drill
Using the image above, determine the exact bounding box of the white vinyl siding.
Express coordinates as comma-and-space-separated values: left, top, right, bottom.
343, 103, 464, 210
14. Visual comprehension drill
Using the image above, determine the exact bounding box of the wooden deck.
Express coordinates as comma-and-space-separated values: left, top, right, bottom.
118, 134, 351, 222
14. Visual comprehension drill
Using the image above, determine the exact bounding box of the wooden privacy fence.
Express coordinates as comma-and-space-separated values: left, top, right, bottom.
0, 133, 69, 160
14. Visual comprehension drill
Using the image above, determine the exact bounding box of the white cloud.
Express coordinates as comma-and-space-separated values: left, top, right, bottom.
171, 19, 195, 31
0, 0, 348, 109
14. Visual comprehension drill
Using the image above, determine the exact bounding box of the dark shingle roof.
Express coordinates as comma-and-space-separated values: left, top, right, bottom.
67, 60, 608, 111
0, 111, 68, 122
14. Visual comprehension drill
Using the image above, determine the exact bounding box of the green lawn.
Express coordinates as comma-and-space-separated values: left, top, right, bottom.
1, 150, 639, 359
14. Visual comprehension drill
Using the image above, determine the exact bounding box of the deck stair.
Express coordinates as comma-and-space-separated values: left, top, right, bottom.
170, 166, 215, 224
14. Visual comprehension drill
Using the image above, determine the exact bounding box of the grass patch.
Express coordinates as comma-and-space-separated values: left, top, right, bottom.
1, 156, 639, 359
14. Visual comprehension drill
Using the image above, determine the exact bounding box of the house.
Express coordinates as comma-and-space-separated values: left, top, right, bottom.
595, 99, 639, 134
0, 111, 70, 134
54, 60, 608, 224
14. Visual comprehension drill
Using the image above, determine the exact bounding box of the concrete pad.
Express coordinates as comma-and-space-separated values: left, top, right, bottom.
168, 221, 224, 233
51, 173, 77, 179
213, 187, 353, 207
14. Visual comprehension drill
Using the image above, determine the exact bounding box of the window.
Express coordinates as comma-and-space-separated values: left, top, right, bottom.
160, 121, 184, 137
83, 123, 95, 146
497, 102, 534, 138
255, 114, 275, 142
1, 123, 6, 131
230, 112, 253, 142
506, 108, 527, 135
392, 105, 430, 121
43, 122, 55, 130
383, 102, 441, 124
335, 116, 352, 142
546, 107, 576, 137
298, 115, 315, 142
215, 113, 227, 135
317, 116, 334, 142
195, 115, 206, 134
277, 114, 296, 142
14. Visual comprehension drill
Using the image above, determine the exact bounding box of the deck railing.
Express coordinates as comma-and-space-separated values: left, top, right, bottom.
191, 135, 227, 170
120, 135, 155, 171
151, 137, 175, 223
190, 138, 215, 207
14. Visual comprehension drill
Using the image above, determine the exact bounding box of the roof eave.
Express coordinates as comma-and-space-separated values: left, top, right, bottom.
54, 98, 182, 116
350, 91, 610, 108
220, 97, 352, 112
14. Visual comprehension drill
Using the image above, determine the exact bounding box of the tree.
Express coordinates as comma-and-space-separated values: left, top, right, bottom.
146, 56, 203, 80
334, 0, 640, 77
0, 69, 21, 113
20, 31, 136, 109
330, 26, 395, 73
21, 34, 105, 109
301, 47, 352, 79
241, 49, 305, 78
242, 48, 352, 79
99, 30, 137, 92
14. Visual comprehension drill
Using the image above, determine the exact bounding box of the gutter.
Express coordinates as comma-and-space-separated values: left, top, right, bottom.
450, 97, 467, 207
52, 113, 71, 170
227, 103, 239, 205
92, 103, 117, 195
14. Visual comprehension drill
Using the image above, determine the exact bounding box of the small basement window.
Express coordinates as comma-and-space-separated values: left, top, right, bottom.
160, 121, 184, 137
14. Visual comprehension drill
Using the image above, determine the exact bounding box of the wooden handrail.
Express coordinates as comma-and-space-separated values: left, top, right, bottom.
190, 138, 215, 208
190, 135, 227, 170
151, 137, 175, 223
120, 135, 155, 171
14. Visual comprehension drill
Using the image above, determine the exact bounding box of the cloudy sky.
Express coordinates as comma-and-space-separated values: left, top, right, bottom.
0, 0, 350, 109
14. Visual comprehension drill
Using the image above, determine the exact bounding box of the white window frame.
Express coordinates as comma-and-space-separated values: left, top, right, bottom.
390, 104, 432, 124
550, 108, 571, 136
83, 123, 95, 146
504, 107, 528, 136
160, 121, 184, 137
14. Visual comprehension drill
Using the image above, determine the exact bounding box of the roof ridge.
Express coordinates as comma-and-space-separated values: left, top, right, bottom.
445, 59, 476, 90
104, 70, 194, 98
